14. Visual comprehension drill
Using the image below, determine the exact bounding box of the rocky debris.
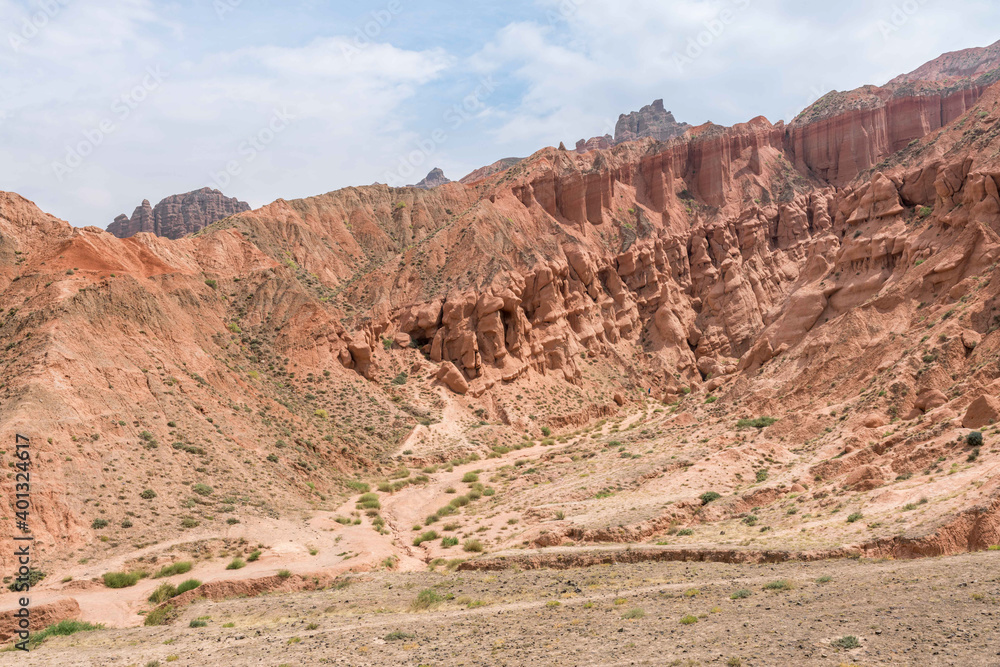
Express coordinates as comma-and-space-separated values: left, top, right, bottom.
575, 135, 613, 153
436, 361, 469, 395
409, 168, 451, 190
107, 187, 250, 239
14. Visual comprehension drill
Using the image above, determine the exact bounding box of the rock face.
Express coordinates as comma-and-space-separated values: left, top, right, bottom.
409, 168, 452, 190
460, 157, 523, 184
107, 187, 250, 239
614, 99, 690, 144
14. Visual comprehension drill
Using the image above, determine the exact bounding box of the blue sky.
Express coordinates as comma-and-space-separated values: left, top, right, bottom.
1, 0, 999, 226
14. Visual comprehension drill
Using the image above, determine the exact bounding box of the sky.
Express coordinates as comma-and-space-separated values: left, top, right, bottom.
1, 0, 998, 227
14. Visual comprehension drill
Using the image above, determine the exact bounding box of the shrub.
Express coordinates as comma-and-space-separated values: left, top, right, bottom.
277, 569, 292, 579
175, 579, 201, 595
737, 417, 777, 429
730, 589, 752, 599
7, 569, 45, 591
967, 431, 984, 448
463, 539, 484, 553
25, 620, 103, 648
140, 489, 157, 500
148, 583, 177, 604
462, 472, 479, 483
91, 518, 109, 529
968, 447, 981, 462
345, 480, 370, 493
247, 549, 262, 562
204, 279, 217, 289
763, 580, 792, 591
832, 635, 861, 649
356, 493, 381, 510
102, 571, 142, 589
154, 562, 192, 578
385, 630, 416, 641
846, 512, 863, 523
226, 558, 246, 570
192, 483, 213, 496
817, 575, 832, 584
679, 615, 698, 625
622, 608, 645, 619
189, 619, 207, 628
676, 528, 694, 536
704, 395, 718, 404
413, 589, 443, 610
391, 372, 408, 385
143, 604, 177, 627
755, 469, 769, 483
413, 531, 439, 546
442, 536, 459, 548
700, 491, 721, 505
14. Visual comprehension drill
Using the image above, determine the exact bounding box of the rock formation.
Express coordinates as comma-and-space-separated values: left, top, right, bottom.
613, 99, 690, 144
3, 43, 1000, 587
409, 168, 452, 189
107, 187, 250, 239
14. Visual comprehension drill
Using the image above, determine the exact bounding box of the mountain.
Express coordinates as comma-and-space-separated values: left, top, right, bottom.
408, 167, 452, 190
3, 42, 1000, 632
107, 187, 251, 239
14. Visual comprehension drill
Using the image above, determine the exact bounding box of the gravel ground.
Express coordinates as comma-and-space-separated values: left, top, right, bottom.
4, 550, 1000, 666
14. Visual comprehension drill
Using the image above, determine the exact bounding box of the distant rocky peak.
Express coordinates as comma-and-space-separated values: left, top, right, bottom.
409, 168, 452, 190
614, 99, 690, 144
107, 188, 250, 240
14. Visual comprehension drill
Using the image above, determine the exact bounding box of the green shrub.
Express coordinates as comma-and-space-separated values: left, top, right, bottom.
140, 489, 157, 500
91, 518, 109, 529
391, 372, 408, 385
25, 620, 103, 648
730, 589, 752, 599
192, 483, 213, 496
680, 615, 698, 625
384, 630, 416, 641
102, 571, 142, 589
737, 417, 777, 429
247, 549, 262, 562
763, 580, 792, 591
462, 472, 479, 483
413, 531, 439, 546
463, 539, 484, 553
700, 491, 721, 505
226, 558, 246, 570
704, 395, 718, 404
204, 279, 217, 289
540, 427, 552, 436
846, 512, 863, 523
277, 569, 292, 579
175, 579, 201, 595
676, 528, 694, 536
832, 635, 860, 649
7, 569, 45, 591
189, 619, 208, 628
622, 608, 645, 619
148, 583, 177, 604
143, 604, 177, 626
967, 431, 984, 448
755, 469, 769, 483
441, 536, 459, 548
413, 589, 443, 610
154, 562, 192, 578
